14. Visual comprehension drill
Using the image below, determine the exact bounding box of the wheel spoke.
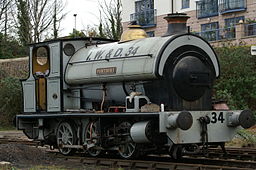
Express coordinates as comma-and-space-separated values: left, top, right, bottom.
129, 143, 135, 149
59, 129, 64, 135
67, 140, 72, 145
57, 122, 76, 155
62, 125, 66, 134
85, 121, 101, 157
64, 125, 69, 134
118, 122, 138, 159
128, 144, 135, 155
68, 129, 72, 135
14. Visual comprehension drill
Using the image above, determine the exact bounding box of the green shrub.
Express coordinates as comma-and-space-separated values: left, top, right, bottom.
214, 46, 256, 111
0, 76, 22, 127
0, 33, 27, 59
237, 129, 256, 144
0, 69, 7, 79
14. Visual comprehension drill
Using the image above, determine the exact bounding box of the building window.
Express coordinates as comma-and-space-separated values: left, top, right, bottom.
201, 22, 219, 41
135, 0, 154, 13
197, 0, 218, 19
224, 16, 244, 39
146, 31, 155, 37
131, 0, 156, 27
219, 0, 246, 14
225, 16, 244, 27
182, 0, 190, 9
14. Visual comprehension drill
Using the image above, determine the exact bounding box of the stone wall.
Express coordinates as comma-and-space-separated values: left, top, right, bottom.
0, 57, 29, 78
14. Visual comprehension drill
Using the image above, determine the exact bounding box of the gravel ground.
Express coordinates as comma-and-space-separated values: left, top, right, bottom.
0, 143, 54, 168
0, 131, 90, 169
0, 143, 98, 169
0, 131, 52, 168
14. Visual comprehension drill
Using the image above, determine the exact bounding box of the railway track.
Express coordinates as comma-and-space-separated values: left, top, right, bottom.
206, 147, 256, 161
48, 152, 256, 170
0, 133, 255, 170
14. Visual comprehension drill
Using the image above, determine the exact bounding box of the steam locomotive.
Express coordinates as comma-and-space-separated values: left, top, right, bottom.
16, 13, 255, 159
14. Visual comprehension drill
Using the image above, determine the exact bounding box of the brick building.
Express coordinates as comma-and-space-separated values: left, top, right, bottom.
121, 0, 256, 46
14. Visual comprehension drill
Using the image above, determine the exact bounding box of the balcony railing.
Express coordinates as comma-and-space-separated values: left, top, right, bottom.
196, 0, 218, 19
245, 23, 256, 36
219, 0, 246, 14
130, 9, 157, 28
196, 26, 236, 42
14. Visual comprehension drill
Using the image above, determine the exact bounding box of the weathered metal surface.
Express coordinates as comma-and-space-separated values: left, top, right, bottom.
159, 111, 250, 144
65, 34, 220, 85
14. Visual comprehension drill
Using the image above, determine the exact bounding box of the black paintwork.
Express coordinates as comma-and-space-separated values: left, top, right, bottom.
17, 112, 160, 119
144, 45, 215, 111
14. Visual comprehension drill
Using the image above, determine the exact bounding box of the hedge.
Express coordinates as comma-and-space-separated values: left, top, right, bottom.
214, 46, 256, 111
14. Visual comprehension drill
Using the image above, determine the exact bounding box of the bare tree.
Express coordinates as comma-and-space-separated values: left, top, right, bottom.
3, 3, 8, 38
16, 0, 32, 45
0, 0, 9, 23
13, 0, 66, 43
98, 0, 122, 40
0, 0, 13, 39
52, 0, 66, 39
29, 0, 54, 42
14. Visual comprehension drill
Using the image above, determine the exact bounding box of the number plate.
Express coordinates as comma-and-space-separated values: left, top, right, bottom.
210, 112, 225, 124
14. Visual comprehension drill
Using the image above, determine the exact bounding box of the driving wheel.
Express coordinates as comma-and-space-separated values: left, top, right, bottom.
84, 121, 102, 157
118, 121, 139, 159
56, 121, 77, 155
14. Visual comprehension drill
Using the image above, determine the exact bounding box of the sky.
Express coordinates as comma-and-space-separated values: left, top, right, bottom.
61, 0, 102, 36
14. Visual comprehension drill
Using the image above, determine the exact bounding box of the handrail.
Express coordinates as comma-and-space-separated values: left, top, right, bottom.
195, 26, 237, 42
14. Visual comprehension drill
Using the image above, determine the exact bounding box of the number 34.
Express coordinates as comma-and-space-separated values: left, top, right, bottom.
211, 112, 225, 123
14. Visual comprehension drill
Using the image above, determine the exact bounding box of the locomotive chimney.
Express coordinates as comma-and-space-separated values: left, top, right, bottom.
163, 13, 190, 36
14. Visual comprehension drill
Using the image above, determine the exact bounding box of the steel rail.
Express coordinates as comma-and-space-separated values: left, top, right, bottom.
1, 136, 255, 169
49, 153, 255, 170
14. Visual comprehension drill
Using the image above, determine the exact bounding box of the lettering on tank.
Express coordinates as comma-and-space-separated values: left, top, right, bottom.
86, 46, 140, 61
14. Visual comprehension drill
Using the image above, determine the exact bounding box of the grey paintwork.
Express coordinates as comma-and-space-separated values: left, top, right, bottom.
22, 47, 36, 113
65, 34, 219, 85
80, 82, 145, 110
17, 110, 243, 145
62, 40, 87, 90
47, 77, 61, 112
62, 40, 88, 111
22, 80, 36, 112
159, 111, 242, 144
64, 37, 160, 84
130, 121, 151, 143
47, 43, 61, 112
